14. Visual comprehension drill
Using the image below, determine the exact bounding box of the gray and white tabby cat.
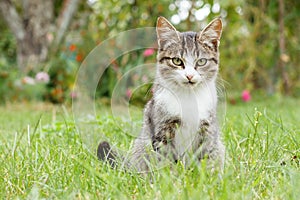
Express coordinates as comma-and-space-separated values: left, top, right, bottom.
98, 16, 225, 173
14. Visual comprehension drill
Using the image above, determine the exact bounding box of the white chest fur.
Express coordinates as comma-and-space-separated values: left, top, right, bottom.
155, 83, 217, 156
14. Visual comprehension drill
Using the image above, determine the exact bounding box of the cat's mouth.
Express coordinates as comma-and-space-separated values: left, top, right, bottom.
183, 80, 197, 86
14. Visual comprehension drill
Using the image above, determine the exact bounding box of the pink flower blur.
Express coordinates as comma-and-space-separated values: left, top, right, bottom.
242, 90, 251, 102
70, 91, 77, 99
143, 48, 155, 57
126, 89, 132, 98
35, 72, 50, 83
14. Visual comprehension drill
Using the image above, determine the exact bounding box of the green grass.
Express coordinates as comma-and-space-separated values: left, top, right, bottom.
0, 97, 299, 199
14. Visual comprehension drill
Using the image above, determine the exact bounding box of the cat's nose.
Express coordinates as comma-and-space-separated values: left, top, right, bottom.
186, 75, 194, 81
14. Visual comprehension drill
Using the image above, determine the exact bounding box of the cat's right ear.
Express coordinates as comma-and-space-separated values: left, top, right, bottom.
198, 18, 222, 52
156, 16, 180, 48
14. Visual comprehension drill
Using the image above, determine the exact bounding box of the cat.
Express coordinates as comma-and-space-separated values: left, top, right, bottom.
98, 16, 225, 173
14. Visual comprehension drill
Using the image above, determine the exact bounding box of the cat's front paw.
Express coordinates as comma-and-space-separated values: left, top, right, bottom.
198, 119, 210, 134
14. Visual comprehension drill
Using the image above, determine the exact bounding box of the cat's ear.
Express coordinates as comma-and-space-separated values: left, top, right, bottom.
198, 18, 222, 52
156, 16, 180, 48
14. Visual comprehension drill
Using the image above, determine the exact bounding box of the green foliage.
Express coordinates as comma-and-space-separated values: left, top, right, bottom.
221, 0, 300, 95
0, 30, 16, 64
0, 66, 16, 102
0, 17, 18, 102
0, 63, 48, 102
96, 49, 155, 100
46, 55, 78, 104
1, 0, 300, 103
89, 0, 177, 38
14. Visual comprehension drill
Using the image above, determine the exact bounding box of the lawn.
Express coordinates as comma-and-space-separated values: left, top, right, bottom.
0, 96, 299, 199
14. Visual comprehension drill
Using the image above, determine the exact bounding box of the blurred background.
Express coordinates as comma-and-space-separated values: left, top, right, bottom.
0, 0, 299, 104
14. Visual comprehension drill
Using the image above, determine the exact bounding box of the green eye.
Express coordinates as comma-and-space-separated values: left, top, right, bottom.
196, 58, 207, 66
172, 57, 183, 66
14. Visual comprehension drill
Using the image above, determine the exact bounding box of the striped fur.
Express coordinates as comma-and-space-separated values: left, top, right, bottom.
98, 17, 225, 174
128, 17, 225, 173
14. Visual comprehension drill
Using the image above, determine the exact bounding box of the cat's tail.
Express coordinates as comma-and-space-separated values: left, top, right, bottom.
97, 141, 118, 168
97, 140, 152, 173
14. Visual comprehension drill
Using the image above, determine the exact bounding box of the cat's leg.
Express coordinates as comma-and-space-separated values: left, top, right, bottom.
151, 118, 180, 163
203, 139, 225, 173
128, 134, 152, 173
197, 120, 225, 173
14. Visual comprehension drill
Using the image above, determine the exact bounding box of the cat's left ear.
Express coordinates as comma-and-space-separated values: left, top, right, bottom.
198, 18, 222, 52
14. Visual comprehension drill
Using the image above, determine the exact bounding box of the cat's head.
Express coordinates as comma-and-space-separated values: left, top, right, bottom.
156, 16, 222, 90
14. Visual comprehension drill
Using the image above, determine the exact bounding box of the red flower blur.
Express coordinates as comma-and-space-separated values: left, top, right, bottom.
69, 44, 76, 52
76, 54, 83, 62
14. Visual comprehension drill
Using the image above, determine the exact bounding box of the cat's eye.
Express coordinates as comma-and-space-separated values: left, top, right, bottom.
196, 58, 207, 66
172, 57, 183, 66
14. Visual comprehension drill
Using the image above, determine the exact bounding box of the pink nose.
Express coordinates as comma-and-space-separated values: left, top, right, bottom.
186, 75, 194, 81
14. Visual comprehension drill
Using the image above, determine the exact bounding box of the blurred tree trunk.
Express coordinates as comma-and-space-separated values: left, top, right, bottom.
19, 0, 53, 73
0, 0, 80, 73
55, 0, 80, 46
278, 0, 290, 94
